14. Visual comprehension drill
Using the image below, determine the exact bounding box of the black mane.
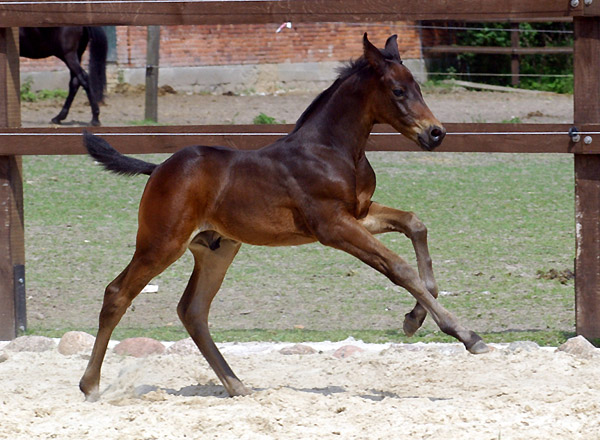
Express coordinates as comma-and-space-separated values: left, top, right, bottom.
290, 49, 401, 134
289, 57, 370, 134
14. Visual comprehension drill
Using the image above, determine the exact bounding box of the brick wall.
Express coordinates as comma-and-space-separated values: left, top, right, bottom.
21, 22, 422, 72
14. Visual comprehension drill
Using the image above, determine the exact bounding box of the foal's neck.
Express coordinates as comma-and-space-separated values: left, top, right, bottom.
295, 72, 376, 160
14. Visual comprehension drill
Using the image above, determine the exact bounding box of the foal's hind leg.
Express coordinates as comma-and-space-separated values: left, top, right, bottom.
359, 202, 438, 336
79, 247, 184, 401
177, 233, 249, 397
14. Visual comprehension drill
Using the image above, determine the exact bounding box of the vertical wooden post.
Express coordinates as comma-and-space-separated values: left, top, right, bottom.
0, 27, 25, 340
574, 17, 600, 340
144, 25, 160, 122
510, 22, 520, 87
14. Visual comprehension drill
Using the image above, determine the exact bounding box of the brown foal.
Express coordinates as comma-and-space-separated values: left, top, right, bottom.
80, 34, 488, 401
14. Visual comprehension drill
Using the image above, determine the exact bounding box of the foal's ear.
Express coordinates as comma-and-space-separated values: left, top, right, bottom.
384, 35, 402, 63
363, 32, 386, 74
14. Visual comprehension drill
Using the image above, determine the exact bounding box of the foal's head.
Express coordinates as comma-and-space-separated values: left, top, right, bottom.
362, 33, 445, 151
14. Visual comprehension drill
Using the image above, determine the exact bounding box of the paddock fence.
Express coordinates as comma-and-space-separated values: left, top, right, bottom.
0, 0, 599, 341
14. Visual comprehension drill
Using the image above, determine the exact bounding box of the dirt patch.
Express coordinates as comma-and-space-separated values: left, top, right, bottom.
20, 84, 573, 128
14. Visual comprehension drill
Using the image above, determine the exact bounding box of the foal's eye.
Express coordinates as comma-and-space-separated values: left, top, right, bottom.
393, 88, 406, 98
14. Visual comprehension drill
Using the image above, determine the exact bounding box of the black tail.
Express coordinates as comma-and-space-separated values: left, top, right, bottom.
86, 27, 107, 103
83, 131, 158, 176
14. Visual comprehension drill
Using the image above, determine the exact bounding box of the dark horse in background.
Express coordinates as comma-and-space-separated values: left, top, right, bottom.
80, 34, 489, 402
19, 27, 107, 126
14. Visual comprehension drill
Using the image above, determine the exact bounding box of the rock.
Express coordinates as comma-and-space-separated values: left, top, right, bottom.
0, 352, 8, 363
279, 344, 317, 355
113, 337, 165, 358
166, 338, 199, 356
58, 331, 96, 356
556, 336, 598, 359
333, 345, 364, 359
4, 336, 56, 352
506, 341, 540, 353
386, 343, 425, 353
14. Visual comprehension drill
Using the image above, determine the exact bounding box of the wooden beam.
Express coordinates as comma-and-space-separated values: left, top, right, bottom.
0, 0, 585, 27
423, 45, 573, 55
0, 27, 24, 340
0, 123, 593, 156
574, 16, 600, 340
144, 25, 160, 122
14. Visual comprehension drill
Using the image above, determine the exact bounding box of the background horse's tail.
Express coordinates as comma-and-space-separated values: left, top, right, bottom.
83, 131, 158, 176
86, 27, 108, 103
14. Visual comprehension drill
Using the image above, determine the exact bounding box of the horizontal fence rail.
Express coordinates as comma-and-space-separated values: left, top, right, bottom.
0, 0, 599, 26
1, 124, 600, 155
424, 45, 573, 55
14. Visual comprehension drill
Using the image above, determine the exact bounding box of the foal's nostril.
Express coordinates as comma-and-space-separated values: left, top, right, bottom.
430, 126, 445, 143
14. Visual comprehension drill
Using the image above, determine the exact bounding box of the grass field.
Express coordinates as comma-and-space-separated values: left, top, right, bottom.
22, 150, 577, 346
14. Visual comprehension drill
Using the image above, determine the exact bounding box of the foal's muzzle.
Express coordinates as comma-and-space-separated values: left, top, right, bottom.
418, 125, 446, 151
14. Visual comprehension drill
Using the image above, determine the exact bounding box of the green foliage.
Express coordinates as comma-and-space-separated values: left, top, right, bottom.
127, 118, 162, 126
435, 22, 573, 93
20, 78, 68, 102
253, 112, 285, 124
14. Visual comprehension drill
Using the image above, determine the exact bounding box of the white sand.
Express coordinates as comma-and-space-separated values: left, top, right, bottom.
1, 340, 599, 440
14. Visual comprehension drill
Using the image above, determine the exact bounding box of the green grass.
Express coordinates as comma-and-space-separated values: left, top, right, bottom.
253, 112, 285, 124
21, 151, 576, 346
127, 119, 163, 126
25, 326, 577, 347
20, 78, 68, 102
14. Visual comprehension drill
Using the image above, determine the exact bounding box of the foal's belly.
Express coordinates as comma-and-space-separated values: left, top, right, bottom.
210, 203, 318, 247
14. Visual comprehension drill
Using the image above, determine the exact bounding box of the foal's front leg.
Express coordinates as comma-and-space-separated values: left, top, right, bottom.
316, 213, 488, 354
359, 202, 437, 336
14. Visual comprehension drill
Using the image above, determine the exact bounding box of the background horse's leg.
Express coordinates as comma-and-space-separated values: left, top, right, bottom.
51, 69, 79, 124
79, 246, 184, 401
58, 51, 100, 126
315, 212, 488, 354
359, 202, 437, 336
177, 235, 249, 397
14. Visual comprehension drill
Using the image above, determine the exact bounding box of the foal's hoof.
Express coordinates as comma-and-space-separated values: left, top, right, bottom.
228, 382, 252, 397
84, 391, 101, 402
467, 339, 490, 355
402, 313, 423, 337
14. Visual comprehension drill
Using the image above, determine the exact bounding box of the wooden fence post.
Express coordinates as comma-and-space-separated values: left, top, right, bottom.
145, 25, 160, 122
574, 16, 600, 340
0, 27, 25, 340
510, 22, 520, 86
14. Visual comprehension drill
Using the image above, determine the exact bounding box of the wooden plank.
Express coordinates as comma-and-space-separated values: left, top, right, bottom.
0, 0, 585, 27
144, 25, 160, 122
0, 27, 24, 340
574, 17, 600, 340
441, 80, 549, 94
582, 0, 600, 17
0, 123, 593, 155
423, 45, 573, 55
511, 22, 521, 86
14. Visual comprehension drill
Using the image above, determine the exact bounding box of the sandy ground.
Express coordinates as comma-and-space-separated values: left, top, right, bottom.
1, 338, 599, 440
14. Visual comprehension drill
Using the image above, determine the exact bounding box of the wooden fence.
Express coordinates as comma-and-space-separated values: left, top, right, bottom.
1, 0, 599, 341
